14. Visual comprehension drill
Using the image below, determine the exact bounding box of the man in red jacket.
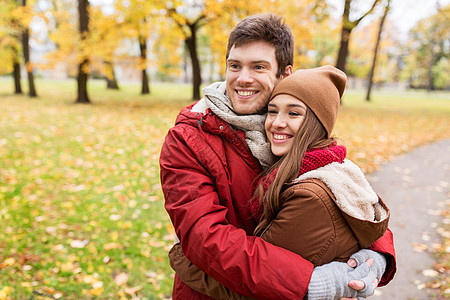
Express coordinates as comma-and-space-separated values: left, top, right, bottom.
160, 14, 396, 299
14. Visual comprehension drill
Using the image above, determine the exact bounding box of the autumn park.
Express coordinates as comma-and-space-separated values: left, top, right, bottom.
0, 0, 449, 299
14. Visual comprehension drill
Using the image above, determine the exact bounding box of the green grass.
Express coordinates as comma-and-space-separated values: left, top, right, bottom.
0, 78, 449, 299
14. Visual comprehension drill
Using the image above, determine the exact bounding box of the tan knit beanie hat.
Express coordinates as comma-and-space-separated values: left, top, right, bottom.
270, 65, 347, 137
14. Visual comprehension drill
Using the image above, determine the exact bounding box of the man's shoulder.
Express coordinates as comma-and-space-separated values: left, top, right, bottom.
170, 101, 201, 129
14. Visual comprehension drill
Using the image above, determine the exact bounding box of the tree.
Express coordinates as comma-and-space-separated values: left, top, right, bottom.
87, 6, 123, 90
424, 3, 449, 91
114, 0, 159, 95
76, 0, 90, 103
13, 56, 22, 94
0, 0, 23, 94
282, 0, 332, 69
139, 33, 150, 94
164, 1, 266, 100
105, 60, 119, 89
403, 4, 449, 90
336, 0, 381, 73
20, 0, 37, 97
165, 6, 206, 100
366, 0, 390, 101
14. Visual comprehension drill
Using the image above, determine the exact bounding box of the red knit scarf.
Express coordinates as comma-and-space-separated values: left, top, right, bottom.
250, 144, 347, 221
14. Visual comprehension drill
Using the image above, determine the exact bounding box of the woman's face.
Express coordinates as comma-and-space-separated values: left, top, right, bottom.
265, 94, 306, 157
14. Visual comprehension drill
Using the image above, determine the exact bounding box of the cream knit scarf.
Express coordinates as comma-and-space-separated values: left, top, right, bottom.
200, 81, 274, 169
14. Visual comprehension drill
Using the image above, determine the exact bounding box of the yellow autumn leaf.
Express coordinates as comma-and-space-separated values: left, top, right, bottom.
89, 286, 104, 296
125, 285, 143, 295
103, 242, 123, 250
1, 257, 15, 268
0, 286, 13, 300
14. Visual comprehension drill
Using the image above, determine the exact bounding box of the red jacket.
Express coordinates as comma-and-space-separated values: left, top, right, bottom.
160, 102, 396, 299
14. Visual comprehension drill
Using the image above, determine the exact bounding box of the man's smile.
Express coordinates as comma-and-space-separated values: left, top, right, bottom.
236, 90, 259, 97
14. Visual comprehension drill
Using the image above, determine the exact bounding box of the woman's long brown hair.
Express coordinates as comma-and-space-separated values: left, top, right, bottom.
254, 108, 336, 236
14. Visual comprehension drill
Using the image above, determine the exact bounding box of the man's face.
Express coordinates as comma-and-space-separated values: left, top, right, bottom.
226, 41, 291, 115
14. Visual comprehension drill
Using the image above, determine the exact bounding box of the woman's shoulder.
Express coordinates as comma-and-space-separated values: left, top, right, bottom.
280, 179, 341, 218
282, 178, 334, 202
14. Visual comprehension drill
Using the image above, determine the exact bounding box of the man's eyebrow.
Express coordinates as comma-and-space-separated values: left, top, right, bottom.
226, 58, 271, 64
251, 60, 271, 64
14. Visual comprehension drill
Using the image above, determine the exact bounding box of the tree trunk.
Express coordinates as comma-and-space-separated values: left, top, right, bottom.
13, 59, 22, 94
139, 36, 150, 95
366, 0, 390, 101
77, 61, 90, 103
336, 0, 381, 73
183, 45, 189, 83
22, 33, 37, 97
186, 24, 201, 100
336, 27, 352, 72
75, 0, 90, 104
105, 61, 119, 90
21, 0, 37, 97
427, 52, 435, 91
141, 69, 150, 94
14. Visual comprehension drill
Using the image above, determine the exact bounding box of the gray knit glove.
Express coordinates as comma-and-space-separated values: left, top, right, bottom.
349, 249, 387, 298
306, 261, 372, 300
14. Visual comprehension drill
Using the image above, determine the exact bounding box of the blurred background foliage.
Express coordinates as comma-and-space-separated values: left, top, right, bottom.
0, 0, 449, 102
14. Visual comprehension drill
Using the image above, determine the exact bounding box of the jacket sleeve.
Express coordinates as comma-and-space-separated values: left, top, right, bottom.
160, 126, 314, 299
169, 243, 254, 300
368, 228, 396, 286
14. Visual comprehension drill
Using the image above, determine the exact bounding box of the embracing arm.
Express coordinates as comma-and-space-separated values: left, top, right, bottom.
160, 126, 314, 299
169, 243, 253, 300
167, 179, 343, 299
366, 228, 396, 286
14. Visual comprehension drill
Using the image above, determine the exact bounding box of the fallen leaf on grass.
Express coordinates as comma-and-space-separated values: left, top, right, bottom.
0, 286, 13, 299
114, 272, 129, 286
0, 258, 15, 268
103, 242, 123, 250
125, 285, 143, 295
89, 287, 104, 296
43, 287, 56, 295
70, 239, 89, 248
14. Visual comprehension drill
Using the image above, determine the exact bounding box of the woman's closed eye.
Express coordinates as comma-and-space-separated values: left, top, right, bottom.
289, 111, 303, 117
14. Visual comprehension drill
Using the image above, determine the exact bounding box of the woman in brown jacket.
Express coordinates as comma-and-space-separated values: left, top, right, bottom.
169, 66, 390, 299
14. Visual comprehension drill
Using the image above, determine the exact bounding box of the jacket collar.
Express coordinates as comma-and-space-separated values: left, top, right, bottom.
175, 102, 262, 172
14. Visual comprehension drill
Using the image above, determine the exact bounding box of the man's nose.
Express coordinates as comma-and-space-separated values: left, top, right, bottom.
237, 68, 254, 85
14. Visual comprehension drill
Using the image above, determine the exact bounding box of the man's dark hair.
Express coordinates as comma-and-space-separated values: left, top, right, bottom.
226, 14, 294, 78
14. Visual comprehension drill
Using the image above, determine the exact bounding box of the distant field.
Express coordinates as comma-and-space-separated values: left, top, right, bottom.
0, 78, 449, 299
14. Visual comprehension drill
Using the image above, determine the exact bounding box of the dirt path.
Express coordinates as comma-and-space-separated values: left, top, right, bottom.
366, 139, 449, 299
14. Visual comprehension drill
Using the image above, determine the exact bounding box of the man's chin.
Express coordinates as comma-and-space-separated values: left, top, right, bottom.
234, 105, 266, 115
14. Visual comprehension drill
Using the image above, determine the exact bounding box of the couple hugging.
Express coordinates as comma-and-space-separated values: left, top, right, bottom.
160, 14, 396, 300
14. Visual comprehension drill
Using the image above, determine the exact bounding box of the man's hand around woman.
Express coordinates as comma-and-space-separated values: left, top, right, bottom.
307, 249, 386, 300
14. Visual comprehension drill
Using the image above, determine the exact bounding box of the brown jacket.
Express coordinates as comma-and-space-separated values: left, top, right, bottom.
169, 178, 390, 299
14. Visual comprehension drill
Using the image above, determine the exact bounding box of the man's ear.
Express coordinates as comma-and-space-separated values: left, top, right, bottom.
283, 65, 293, 78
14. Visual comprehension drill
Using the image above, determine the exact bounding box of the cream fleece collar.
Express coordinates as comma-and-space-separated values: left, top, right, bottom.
293, 159, 388, 222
